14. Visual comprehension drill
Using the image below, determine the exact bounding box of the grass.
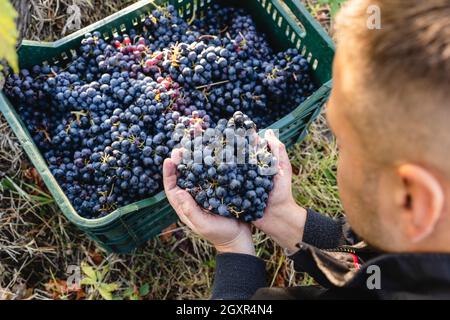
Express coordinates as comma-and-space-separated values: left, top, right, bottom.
291, 117, 342, 218
0, 0, 339, 300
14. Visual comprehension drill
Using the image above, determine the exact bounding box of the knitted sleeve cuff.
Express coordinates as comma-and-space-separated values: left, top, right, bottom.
211, 253, 267, 300
302, 208, 346, 249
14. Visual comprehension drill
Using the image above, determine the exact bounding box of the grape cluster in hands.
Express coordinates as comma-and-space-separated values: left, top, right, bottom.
4, 4, 314, 219
176, 112, 276, 222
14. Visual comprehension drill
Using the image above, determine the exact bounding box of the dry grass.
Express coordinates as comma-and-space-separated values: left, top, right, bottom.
0, 0, 337, 300
12, 0, 135, 41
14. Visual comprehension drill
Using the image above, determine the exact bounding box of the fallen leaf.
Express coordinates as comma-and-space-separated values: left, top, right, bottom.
291, 163, 300, 175
275, 272, 286, 287
159, 223, 177, 242
45, 279, 85, 300
89, 251, 104, 265
23, 167, 46, 191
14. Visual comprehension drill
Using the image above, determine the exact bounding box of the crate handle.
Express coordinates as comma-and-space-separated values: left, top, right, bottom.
272, 0, 307, 38
283, 0, 334, 48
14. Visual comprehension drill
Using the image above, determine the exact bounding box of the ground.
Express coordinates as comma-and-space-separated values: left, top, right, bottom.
0, 0, 340, 300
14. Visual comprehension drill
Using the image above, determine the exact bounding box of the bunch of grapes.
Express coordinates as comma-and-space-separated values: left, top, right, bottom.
176, 112, 276, 222
4, 4, 314, 219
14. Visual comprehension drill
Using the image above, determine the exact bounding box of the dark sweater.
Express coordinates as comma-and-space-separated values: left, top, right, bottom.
211, 209, 450, 300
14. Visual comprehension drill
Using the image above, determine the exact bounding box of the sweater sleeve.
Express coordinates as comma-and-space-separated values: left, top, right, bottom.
211, 253, 267, 300
302, 208, 360, 249
289, 210, 367, 288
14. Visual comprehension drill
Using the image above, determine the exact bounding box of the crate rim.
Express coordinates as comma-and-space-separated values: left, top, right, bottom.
18, 0, 164, 51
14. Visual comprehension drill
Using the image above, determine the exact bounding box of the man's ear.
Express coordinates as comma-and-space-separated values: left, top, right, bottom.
397, 164, 444, 243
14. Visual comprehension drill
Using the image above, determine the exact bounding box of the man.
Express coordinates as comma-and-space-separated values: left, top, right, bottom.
163, 0, 450, 299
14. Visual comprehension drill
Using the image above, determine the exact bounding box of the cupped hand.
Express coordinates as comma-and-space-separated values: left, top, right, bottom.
253, 130, 307, 253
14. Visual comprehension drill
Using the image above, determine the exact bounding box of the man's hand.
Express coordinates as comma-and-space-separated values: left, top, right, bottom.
253, 130, 308, 253
163, 150, 255, 256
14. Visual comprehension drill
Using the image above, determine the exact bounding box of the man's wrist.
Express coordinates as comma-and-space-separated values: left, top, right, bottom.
269, 201, 307, 253
214, 229, 256, 256
215, 243, 256, 256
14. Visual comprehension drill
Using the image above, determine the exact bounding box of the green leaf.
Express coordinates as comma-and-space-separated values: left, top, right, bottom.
101, 282, 120, 292
98, 283, 119, 300
80, 277, 97, 286
3, 176, 35, 201
204, 259, 216, 269
0, 176, 54, 206
0, 0, 18, 73
330, 2, 341, 16
123, 287, 135, 297
19, 180, 52, 198
317, 0, 347, 16
81, 263, 97, 282
98, 286, 114, 300
139, 283, 150, 297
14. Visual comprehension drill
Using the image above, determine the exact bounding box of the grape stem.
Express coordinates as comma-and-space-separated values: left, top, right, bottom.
195, 80, 230, 90
219, 25, 229, 34
229, 206, 244, 219
188, 11, 196, 25
198, 35, 218, 41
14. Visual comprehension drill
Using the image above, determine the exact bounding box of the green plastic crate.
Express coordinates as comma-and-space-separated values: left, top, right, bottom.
0, 0, 335, 253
